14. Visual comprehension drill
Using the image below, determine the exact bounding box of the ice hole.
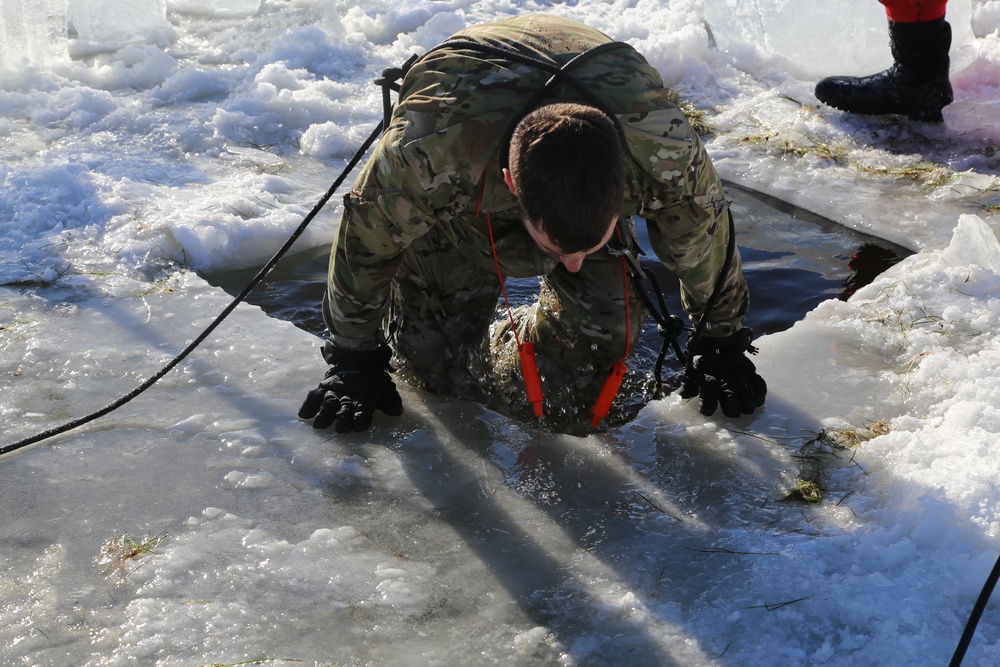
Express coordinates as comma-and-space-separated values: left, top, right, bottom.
206, 183, 909, 385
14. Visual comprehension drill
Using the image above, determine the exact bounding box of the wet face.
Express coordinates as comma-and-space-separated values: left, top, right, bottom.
503, 168, 617, 273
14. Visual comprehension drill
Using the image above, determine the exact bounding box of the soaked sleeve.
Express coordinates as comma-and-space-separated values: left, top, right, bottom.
622, 106, 749, 337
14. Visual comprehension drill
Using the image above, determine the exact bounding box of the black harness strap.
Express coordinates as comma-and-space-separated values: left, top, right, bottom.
431, 39, 634, 164
373, 53, 420, 133
606, 210, 738, 396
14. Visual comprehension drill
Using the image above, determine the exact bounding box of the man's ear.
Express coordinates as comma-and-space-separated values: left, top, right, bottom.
502, 168, 517, 195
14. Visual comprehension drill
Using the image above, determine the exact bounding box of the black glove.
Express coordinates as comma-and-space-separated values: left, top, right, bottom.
679, 328, 767, 418
298, 343, 403, 432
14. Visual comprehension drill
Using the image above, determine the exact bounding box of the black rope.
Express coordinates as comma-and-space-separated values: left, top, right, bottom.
374, 53, 419, 134
950, 551, 1000, 666
0, 41, 632, 458
637, 266, 687, 393
0, 120, 385, 458
612, 209, 738, 395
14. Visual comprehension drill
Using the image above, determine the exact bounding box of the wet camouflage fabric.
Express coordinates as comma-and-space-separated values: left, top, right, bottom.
321, 14, 749, 416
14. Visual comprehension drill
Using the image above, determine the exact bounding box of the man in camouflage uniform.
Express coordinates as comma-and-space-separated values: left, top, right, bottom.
299, 14, 766, 433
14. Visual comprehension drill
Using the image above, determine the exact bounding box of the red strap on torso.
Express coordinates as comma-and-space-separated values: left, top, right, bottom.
478, 168, 631, 426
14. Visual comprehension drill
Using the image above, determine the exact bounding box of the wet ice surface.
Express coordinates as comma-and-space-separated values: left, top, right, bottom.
0, 277, 762, 665
4, 0, 1000, 665
0, 277, 850, 666
6, 225, 1000, 666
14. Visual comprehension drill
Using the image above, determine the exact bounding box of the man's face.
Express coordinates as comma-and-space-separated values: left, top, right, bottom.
503, 168, 617, 273
520, 210, 617, 273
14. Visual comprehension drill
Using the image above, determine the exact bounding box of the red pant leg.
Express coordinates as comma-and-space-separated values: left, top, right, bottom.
878, 0, 947, 22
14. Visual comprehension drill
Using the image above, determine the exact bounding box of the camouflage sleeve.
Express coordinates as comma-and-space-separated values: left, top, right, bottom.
622, 107, 749, 337
321, 121, 463, 352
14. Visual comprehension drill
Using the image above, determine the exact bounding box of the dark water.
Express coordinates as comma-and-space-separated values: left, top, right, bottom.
208, 182, 909, 343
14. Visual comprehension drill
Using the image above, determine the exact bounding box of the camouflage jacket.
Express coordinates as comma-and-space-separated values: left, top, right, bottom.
323, 14, 749, 351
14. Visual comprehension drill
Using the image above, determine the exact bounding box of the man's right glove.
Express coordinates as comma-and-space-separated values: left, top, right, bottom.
679, 328, 767, 418
298, 343, 403, 432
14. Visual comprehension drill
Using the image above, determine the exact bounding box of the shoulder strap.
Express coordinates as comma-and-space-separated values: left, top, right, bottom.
373, 53, 420, 134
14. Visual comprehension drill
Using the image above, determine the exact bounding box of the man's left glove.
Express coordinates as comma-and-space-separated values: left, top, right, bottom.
679, 328, 767, 418
298, 343, 403, 432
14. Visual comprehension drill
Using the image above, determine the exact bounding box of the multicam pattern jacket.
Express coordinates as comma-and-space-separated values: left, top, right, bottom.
323, 14, 749, 351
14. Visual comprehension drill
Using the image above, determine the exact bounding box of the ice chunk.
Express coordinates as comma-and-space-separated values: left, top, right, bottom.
167, 0, 260, 18
701, 0, 973, 77
942, 214, 1000, 275
224, 470, 275, 489
323, 0, 345, 37
0, 0, 67, 69
69, 0, 169, 48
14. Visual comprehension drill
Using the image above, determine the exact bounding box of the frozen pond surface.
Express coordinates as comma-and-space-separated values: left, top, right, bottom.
4, 1, 1000, 666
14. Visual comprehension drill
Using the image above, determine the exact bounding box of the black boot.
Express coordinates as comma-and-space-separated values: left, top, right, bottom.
815, 18, 953, 122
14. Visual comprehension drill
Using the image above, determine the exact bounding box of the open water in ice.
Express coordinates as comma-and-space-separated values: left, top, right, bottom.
208, 182, 910, 380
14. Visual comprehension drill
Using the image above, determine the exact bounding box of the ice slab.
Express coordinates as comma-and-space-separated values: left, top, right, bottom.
0, 0, 67, 69
168, 0, 261, 18
69, 0, 169, 49
702, 0, 974, 77
942, 213, 1000, 275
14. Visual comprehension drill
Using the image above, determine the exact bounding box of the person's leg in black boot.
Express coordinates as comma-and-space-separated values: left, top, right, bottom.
815, 0, 953, 122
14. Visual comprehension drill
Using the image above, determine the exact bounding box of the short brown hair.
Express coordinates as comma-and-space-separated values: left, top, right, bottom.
508, 103, 625, 252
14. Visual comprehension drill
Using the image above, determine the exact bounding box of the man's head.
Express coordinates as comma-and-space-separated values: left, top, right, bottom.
504, 102, 626, 271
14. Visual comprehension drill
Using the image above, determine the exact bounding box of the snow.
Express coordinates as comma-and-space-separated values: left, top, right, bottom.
3, 0, 1000, 665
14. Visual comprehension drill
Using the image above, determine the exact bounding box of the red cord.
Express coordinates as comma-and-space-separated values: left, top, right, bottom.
480, 169, 544, 417
590, 231, 631, 427
479, 169, 631, 425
